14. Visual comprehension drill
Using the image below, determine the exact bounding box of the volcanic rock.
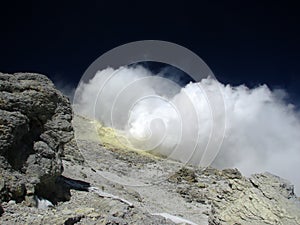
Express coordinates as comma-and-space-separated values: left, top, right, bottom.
0, 72, 73, 204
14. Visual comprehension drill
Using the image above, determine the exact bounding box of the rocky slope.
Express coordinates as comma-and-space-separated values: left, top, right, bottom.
0, 72, 300, 225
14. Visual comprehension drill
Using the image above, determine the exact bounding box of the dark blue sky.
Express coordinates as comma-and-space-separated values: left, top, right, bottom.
1, 1, 299, 103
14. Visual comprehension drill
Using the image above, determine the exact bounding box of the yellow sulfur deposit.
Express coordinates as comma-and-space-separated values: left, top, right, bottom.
94, 120, 161, 159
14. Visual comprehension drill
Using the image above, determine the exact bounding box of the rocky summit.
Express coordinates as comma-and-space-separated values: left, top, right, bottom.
0, 72, 300, 225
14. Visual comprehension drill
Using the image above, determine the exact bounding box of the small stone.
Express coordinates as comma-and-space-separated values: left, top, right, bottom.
197, 182, 207, 188
80, 171, 87, 179
88, 212, 102, 218
24, 195, 36, 207
222, 168, 242, 179
202, 210, 210, 215
75, 207, 94, 214
62, 209, 73, 215
25, 184, 35, 196
7, 200, 16, 205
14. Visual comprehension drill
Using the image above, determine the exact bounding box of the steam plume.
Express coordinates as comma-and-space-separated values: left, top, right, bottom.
74, 66, 300, 195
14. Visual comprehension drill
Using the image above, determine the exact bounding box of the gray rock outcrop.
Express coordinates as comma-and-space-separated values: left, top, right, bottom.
170, 167, 300, 225
0, 72, 74, 205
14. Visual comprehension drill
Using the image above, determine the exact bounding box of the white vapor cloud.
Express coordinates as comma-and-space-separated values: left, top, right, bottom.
74, 66, 300, 195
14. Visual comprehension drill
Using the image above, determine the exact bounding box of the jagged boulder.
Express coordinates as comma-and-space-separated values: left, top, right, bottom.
170, 167, 300, 225
0, 72, 74, 204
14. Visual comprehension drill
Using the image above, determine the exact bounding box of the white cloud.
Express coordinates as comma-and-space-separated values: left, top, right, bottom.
74, 66, 300, 195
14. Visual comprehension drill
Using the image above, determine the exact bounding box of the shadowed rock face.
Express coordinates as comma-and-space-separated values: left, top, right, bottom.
0, 72, 73, 204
